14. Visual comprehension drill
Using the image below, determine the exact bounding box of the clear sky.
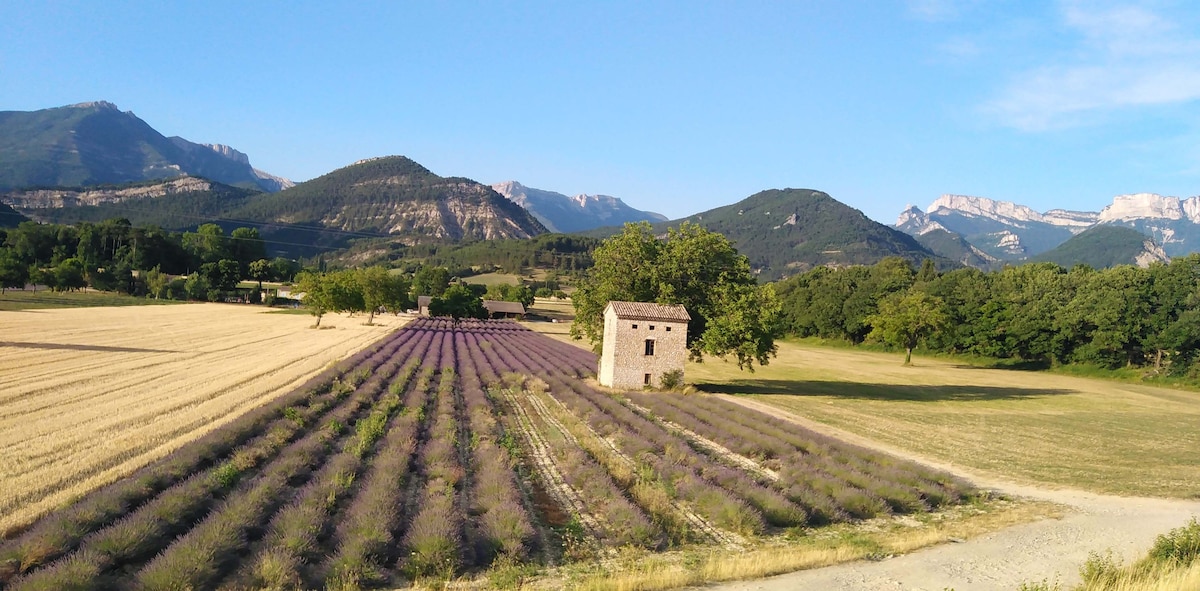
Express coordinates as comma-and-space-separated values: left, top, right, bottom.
3, 1, 1200, 224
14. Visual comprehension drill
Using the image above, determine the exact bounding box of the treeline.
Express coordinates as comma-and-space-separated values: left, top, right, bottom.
340, 234, 598, 277
776, 256, 1200, 375
0, 219, 300, 300
295, 264, 542, 325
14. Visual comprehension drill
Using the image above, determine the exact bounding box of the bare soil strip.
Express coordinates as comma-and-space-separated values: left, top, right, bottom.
501, 388, 607, 545
705, 395, 1200, 591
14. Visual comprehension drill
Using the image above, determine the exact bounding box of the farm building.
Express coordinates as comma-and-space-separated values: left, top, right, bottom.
416, 296, 525, 319
598, 301, 689, 390
482, 299, 525, 319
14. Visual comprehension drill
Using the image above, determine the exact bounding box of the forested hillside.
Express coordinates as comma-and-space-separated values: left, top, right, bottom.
776, 256, 1200, 374
1031, 225, 1167, 268
586, 189, 948, 280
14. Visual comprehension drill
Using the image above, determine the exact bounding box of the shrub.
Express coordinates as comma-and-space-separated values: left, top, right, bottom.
1147, 518, 1200, 565
659, 369, 684, 390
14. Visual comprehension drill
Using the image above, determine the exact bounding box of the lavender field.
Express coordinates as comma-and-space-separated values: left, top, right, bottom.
0, 318, 975, 589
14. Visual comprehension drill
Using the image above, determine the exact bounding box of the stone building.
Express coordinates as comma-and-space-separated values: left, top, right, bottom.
598, 301, 690, 390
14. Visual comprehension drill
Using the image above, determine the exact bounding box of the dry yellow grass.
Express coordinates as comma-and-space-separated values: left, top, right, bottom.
560, 499, 1058, 591
687, 341, 1200, 498
0, 303, 404, 535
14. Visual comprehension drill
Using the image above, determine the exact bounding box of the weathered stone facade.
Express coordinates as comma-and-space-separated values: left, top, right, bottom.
598, 301, 689, 390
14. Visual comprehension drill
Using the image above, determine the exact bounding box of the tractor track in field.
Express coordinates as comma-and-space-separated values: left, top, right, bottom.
622, 399, 780, 483
501, 388, 608, 550
537, 391, 748, 550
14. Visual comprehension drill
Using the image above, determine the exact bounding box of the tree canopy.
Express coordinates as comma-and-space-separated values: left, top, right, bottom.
571, 221, 780, 370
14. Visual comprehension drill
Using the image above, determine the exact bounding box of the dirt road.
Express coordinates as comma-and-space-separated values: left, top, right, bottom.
703, 396, 1200, 591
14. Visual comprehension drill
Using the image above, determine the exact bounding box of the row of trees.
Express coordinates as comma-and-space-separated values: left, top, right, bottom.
0, 219, 301, 298
777, 256, 1200, 373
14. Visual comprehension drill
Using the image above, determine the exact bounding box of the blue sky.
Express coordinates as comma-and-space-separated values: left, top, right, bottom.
4, 1, 1200, 223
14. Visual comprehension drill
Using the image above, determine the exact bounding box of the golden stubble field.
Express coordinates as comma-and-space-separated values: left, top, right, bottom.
0, 304, 404, 535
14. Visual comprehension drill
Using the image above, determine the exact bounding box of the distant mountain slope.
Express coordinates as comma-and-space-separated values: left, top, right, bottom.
232, 156, 547, 256
898, 193, 1200, 260
588, 188, 947, 280
0, 101, 291, 193
1031, 226, 1169, 268
913, 228, 998, 269
5, 176, 260, 230
0, 202, 29, 228
491, 181, 666, 232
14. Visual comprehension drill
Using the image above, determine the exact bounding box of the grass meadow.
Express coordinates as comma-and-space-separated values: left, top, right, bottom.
684, 340, 1200, 499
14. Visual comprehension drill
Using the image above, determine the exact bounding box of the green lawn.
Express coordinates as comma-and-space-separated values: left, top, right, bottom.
0, 289, 185, 311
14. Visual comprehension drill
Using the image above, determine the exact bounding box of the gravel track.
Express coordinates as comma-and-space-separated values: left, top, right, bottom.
701, 395, 1200, 591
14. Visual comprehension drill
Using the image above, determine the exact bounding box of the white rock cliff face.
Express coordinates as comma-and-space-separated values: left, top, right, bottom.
1097, 193, 1200, 223
927, 195, 1095, 228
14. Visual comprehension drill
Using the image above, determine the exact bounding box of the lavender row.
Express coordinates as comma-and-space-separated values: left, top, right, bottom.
456, 332, 536, 563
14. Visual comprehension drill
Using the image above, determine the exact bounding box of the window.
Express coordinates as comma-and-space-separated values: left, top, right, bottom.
644, 339, 655, 356
649, 325, 655, 330
632, 323, 638, 329
644, 373, 652, 385
665, 326, 672, 332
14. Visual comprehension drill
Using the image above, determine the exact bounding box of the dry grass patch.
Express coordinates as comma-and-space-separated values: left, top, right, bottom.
0, 304, 403, 535
536, 497, 1058, 590
688, 341, 1200, 498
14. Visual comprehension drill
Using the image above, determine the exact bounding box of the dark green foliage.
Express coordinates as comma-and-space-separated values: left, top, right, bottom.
779, 254, 1200, 374
572, 222, 781, 370
1032, 225, 1160, 268
428, 284, 488, 321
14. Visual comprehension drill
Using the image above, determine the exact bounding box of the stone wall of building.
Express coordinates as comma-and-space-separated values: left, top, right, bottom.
598, 306, 688, 390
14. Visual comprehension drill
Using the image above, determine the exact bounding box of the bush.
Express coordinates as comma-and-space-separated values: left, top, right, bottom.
659, 369, 684, 391
1147, 518, 1200, 565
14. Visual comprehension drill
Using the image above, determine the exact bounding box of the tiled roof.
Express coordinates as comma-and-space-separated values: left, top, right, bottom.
605, 301, 690, 322
483, 300, 526, 314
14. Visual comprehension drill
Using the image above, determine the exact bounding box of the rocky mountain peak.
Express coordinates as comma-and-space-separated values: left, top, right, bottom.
68, 100, 120, 111
1097, 193, 1200, 223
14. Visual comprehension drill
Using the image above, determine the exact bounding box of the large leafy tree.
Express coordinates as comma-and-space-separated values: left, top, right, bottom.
357, 266, 410, 325
866, 290, 949, 365
429, 283, 488, 322
0, 249, 29, 293
571, 221, 780, 370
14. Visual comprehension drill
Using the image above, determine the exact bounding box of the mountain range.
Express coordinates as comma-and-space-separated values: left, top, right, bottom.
2, 100, 1191, 273
490, 181, 666, 233
897, 193, 1188, 267
584, 188, 950, 280
0, 101, 291, 193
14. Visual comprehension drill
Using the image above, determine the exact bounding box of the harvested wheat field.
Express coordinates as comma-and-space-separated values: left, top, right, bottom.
0, 303, 404, 536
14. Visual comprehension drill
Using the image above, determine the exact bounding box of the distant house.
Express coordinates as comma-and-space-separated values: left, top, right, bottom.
598, 301, 689, 390
416, 295, 432, 316
482, 299, 525, 319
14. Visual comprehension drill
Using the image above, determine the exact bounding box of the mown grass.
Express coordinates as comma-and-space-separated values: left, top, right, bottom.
687, 339, 1200, 499
0, 289, 184, 311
